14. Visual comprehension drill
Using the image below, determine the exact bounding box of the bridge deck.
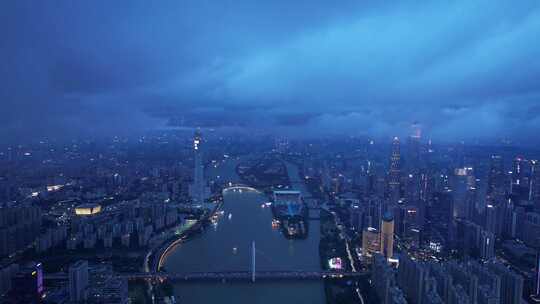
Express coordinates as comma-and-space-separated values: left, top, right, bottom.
120, 270, 368, 281
45, 270, 368, 282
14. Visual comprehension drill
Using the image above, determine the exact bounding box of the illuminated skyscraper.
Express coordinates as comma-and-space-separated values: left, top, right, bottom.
388, 137, 401, 203
189, 129, 209, 203
511, 157, 530, 201
380, 212, 394, 260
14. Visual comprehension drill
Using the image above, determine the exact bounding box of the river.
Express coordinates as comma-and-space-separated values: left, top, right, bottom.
161, 158, 326, 303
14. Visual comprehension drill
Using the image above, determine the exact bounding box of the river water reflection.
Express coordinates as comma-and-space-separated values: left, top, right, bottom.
162, 189, 325, 303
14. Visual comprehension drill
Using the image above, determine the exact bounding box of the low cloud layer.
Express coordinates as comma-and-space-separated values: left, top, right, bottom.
1, 1, 540, 143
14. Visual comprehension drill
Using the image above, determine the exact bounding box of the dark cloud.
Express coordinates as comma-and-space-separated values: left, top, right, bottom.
1, 0, 540, 143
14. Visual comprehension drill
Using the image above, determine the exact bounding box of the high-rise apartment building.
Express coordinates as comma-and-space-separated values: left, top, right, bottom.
69, 260, 88, 303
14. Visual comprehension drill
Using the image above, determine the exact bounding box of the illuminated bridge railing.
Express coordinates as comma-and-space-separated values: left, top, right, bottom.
119, 270, 368, 281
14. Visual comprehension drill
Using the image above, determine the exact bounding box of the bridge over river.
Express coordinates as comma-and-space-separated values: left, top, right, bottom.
121, 270, 368, 282
45, 242, 368, 283
45, 270, 368, 282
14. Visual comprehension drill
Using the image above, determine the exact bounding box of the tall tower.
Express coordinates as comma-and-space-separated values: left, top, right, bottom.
408, 122, 422, 170
487, 155, 505, 198
529, 160, 540, 209
511, 157, 530, 201
388, 137, 401, 203
193, 129, 202, 152
380, 212, 394, 260
190, 129, 206, 203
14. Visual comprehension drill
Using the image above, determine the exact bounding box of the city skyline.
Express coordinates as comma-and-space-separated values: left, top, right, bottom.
2, 1, 540, 304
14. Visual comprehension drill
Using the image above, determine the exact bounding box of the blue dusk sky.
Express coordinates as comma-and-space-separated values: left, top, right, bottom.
1, 1, 540, 142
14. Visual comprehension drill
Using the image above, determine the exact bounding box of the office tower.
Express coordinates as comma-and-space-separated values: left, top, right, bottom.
349, 205, 364, 232
487, 155, 505, 198
430, 190, 455, 243
511, 157, 524, 186
380, 212, 395, 260
388, 137, 401, 203
405, 171, 422, 205
393, 206, 405, 237
511, 157, 530, 201
69, 260, 88, 303
451, 167, 475, 219
419, 171, 428, 202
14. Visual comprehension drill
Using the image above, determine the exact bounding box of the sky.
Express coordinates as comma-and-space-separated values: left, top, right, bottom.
1, 1, 540, 143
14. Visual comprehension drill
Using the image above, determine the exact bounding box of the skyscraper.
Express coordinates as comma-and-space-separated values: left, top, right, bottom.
487, 155, 505, 198
381, 212, 395, 260
69, 260, 88, 303
388, 137, 401, 203
511, 157, 530, 201
189, 129, 208, 203
407, 122, 422, 170
530, 160, 540, 210
451, 167, 475, 219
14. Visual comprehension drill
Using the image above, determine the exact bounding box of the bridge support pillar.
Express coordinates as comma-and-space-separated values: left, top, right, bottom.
251, 241, 256, 283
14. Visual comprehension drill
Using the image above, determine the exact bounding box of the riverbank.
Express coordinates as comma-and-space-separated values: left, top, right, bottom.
319, 210, 358, 304
150, 200, 223, 273
137, 200, 223, 303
